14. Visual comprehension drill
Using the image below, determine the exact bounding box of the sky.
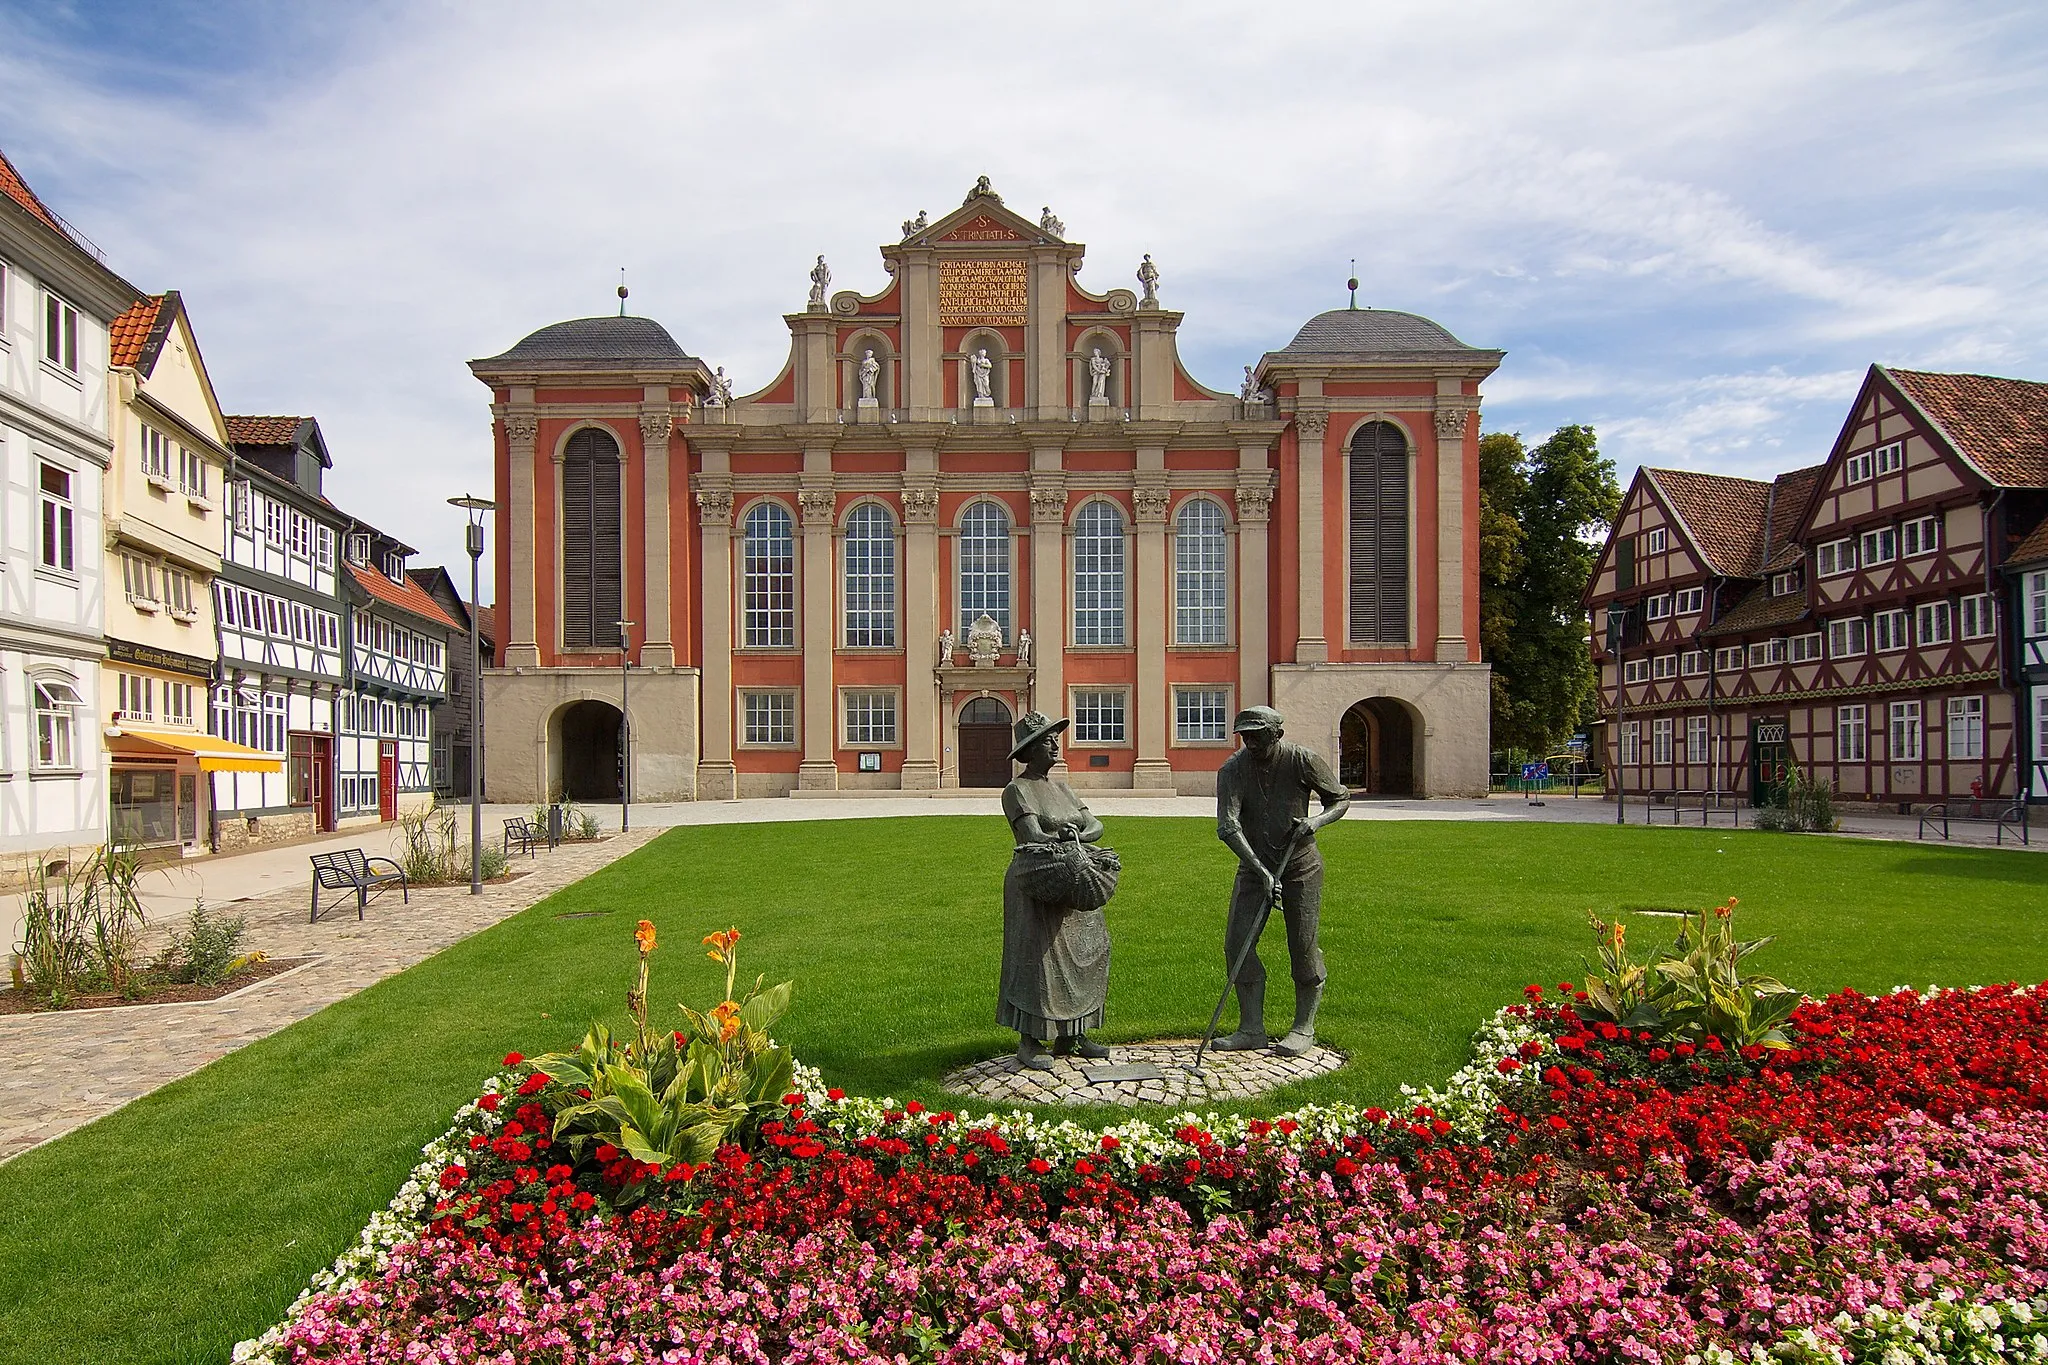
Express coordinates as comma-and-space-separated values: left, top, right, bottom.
2, 0, 2043, 583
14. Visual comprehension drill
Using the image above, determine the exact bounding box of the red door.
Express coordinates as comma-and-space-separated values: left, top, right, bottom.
378, 741, 398, 820
312, 736, 334, 832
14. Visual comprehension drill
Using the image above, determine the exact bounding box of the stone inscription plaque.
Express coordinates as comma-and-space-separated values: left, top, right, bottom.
939, 258, 1028, 326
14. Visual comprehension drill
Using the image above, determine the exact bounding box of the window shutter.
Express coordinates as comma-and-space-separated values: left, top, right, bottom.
1347, 422, 1410, 644
559, 427, 623, 648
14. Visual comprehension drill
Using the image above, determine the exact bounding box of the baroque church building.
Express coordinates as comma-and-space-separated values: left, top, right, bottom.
473, 183, 1500, 801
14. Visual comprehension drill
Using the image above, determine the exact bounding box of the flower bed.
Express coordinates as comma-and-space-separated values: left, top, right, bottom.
237, 977, 2048, 1364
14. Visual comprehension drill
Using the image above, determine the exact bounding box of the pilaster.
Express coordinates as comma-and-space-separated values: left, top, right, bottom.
899, 253, 942, 420
798, 456, 838, 790
1236, 446, 1276, 708
790, 315, 839, 425
1030, 255, 1068, 419
1132, 450, 1173, 788
1029, 444, 1068, 776
500, 400, 541, 670
1293, 407, 1330, 662
901, 449, 941, 789
639, 395, 676, 669
1433, 399, 1474, 663
693, 451, 737, 800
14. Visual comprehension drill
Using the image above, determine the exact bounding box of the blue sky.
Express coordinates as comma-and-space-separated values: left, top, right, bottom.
3, 1, 2043, 578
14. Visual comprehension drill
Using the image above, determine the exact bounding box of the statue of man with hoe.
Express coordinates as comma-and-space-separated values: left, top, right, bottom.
1204, 706, 1351, 1059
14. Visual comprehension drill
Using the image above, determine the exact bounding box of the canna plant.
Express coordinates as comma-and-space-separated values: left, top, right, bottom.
1581, 897, 1802, 1050
533, 922, 794, 1203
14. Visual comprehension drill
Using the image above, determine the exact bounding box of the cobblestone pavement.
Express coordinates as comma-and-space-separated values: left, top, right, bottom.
943, 1038, 1344, 1107
0, 829, 663, 1163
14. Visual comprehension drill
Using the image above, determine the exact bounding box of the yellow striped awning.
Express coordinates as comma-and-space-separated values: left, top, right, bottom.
106, 726, 284, 774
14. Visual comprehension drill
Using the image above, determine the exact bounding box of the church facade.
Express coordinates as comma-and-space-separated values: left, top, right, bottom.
473, 183, 1500, 801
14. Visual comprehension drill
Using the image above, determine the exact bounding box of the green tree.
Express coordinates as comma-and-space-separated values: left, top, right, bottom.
1478, 424, 1621, 755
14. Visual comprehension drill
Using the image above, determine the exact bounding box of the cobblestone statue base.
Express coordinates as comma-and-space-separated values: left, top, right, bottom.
942, 1038, 1343, 1107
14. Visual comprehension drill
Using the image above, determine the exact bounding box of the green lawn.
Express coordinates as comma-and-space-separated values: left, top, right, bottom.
3, 818, 2045, 1364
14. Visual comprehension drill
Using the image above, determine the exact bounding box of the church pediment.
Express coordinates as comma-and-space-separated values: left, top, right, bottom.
939, 214, 1025, 243
898, 180, 1064, 250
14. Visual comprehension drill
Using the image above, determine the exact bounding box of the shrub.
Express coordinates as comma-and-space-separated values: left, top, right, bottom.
1753, 764, 1839, 833
11, 844, 149, 1003
1579, 896, 1801, 1049
162, 903, 249, 986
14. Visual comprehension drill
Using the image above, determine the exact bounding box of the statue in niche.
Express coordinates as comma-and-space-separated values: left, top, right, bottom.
808, 255, 831, 308
1016, 628, 1033, 667
968, 612, 1003, 667
968, 348, 994, 403
1040, 206, 1064, 236
858, 349, 880, 402
1088, 347, 1111, 403
902, 209, 928, 238
938, 628, 955, 667
1136, 254, 1160, 306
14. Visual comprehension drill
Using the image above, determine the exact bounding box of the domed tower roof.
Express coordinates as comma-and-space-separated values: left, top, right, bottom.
471, 316, 698, 371
1276, 307, 1490, 357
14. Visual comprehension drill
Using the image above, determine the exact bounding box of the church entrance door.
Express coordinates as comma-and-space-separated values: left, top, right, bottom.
1340, 697, 1417, 796
957, 697, 1013, 789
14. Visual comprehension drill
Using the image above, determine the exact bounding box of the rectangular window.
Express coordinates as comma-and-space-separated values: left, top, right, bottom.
1946, 695, 1984, 760
317, 612, 339, 649
117, 672, 153, 721
315, 526, 335, 572
1837, 704, 1867, 762
1772, 569, 1802, 597
347, 532, 370, 565
164, 682, 193, 726
1651, 653, 1678, 680
1622, 657, 1649, 684
1644, 593, 1672, 621
1714, 646, 1742, 673
122, 553, 157, 605
165, 568, 195, 616
1174, 688, 1230, 743
43, 292, 78, 373
1681, 650, 1706, 676
34, 678, 82, 769
1959, 592, 1996, 641
1861, 526, 1898, 567
383, 550, 403, 581
2029, 574, 2047, 638
262, 693, 288, 753
1874, 609, 1909, 652
141, 426, 174, 483
1643, 527, 1667, 554
39, 463, 74, 571
1674, 587, 1704, 616
1903, 515, 1939, 557
1071, 689, 1126, 744
1829, 616, 1868, 658
1818, 539, 1856, 577
842, 690, 897, 745
288, 510, 312, 561
1789, 632, 1824, 663
1651, 717, 1673, 764
1845, 450, 1873, 483
1620, 720, 1640, 766
742, 692, 796, 746
1686, 715, 1709, 764
179, 446, 208, 499
1916, 600, 1952, 646
264, 498, 288, 548
1875, 441, 1904, 475
1889, 700, 1922, 762
1748, 639, 1787, 668
229, 480, 252, 532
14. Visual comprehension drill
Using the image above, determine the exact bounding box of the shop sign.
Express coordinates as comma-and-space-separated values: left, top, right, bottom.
107, 637, 215, 680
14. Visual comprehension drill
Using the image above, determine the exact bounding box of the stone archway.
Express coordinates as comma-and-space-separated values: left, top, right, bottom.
552, 699, 622, 801
1340, 697, 1417, 796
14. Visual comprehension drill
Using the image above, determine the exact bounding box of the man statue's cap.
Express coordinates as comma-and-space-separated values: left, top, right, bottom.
1232, 706, 1284, 734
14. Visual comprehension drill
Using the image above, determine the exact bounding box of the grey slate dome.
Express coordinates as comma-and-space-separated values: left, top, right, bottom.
1277, 308, 1486, 356
475, 316, 695, 369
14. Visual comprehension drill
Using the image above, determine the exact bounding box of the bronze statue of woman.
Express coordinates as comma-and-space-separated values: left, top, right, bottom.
998, 712, 1117, 1071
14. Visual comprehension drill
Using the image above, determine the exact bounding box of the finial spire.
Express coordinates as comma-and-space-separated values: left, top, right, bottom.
1347, 260, 1359, 310
617, 267, 629, 317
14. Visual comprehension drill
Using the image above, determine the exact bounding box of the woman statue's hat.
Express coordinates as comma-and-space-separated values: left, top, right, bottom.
1009, 711, 1070, 761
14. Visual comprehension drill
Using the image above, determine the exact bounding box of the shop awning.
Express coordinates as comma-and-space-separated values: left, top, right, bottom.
105, 726, 284, 774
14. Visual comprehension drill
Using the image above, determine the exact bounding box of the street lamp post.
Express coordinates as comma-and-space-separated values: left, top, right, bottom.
616, 618, 635, 831
448, 494, 496, 895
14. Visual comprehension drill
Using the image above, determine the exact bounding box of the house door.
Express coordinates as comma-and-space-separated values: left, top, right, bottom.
1749, 718, 1788, 805
957, 697, 1013, 789
311, 736, 334, 832
378, 741, 398, 820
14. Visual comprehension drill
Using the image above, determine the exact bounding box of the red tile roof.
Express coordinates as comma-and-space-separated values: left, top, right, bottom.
0, 146, 66, 236
110, 295, 165, 368
225, 415, 307, 445
473, 603, 497, 647
1645, 469, 1771, 577
1886, 368, 2048, 488
348, 561, 464, 632
1700, 583, 1811, 638
1761, 465, 1825, 571
2009, 517, 2048, 570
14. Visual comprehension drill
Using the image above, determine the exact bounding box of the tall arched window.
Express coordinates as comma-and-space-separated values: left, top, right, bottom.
1073, 500, 1126, 645
559, 427, 623, 648
1347, 421, 1410, 644
742, 502, 796, 647
843, 503, 896, 647
1174, 499, 1228, 644
958, 501, 1011, 639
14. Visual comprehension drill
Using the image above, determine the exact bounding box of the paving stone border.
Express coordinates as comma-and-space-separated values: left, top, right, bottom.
942, 1037, 1345, 1107
0, 829, 664, 1164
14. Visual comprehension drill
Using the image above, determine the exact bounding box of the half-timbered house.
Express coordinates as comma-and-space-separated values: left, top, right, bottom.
2008, 515, 2048, 803
336, 526, 455, 824
413, 563, 492, 799
213, 416, 348, 846
1587, 365, 2048, 807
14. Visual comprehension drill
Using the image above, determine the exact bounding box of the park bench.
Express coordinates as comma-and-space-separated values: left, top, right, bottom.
503, 817, 543, 858
1916, 801, 2029, 846
309, 849, 409, 923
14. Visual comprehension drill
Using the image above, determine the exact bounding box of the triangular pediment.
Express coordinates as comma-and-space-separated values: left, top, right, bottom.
901, 185, 1057, 249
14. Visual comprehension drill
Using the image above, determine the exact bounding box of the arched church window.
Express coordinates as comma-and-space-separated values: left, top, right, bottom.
1174, 498, 1228, 644
958, 501, 1011, 640
843, 503, 896, 647
1072, 500, 1126, 645
742, 501, 796, 647
1347, 421, 1410, 644
559, 427, 622, 649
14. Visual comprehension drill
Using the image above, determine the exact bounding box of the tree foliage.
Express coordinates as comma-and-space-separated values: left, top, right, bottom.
1479, 424, 1621, 755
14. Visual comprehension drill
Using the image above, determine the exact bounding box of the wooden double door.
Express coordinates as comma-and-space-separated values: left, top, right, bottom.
957, 698, 1013, 789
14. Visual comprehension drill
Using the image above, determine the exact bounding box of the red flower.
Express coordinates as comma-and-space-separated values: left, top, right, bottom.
517, 1072, 549, 1096
1099, 1135, 1120, 1151
1074, 1159, 1094, 1176
478, 1093, 500, 1111
572, 1191, 596, 1211
1028, 1158, 1051, 1175
827, 1088, 846, 1101
905, 1101, 925, 1116
1496, 1057, 1521, 1073
439, 1164, 467, 1189
502, 1052, 524, 1066
1332, 1157, 1359, 1177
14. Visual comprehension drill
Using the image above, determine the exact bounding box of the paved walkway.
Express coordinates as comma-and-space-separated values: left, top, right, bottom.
0, 828, 661, 1163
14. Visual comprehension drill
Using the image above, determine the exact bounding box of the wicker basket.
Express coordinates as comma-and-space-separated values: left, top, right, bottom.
1011, 839, 1121, 910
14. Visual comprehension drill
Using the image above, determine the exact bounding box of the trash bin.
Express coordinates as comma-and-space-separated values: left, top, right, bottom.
547, 802, 563, 849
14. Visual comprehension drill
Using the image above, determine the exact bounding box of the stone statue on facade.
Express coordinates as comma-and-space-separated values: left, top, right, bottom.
938, 628, 955, 667
968, 348, 994, 404
1040, 206, 1064, 237
1136, 254, 1160, 307
705, 367, 733, 407
808, 255, 831, 309
1241, 366, 1258, 401
1016, 628, 1032, 667
1088, 348, 1111, 403
967, 612, 1003, 667
967, 175, 998, 203
1211, 706, 1351, 1058
902, 209, 928, 238
999, 712, 1119, 1071
858, 349, 880, 402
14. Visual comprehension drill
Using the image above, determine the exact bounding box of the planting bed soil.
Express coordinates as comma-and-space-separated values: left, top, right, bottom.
0, 956, 316, 1013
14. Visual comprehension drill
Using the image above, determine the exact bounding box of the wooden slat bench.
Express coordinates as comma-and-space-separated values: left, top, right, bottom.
309, 849, 410, 923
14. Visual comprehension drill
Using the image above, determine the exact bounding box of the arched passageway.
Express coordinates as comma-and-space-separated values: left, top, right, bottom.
554, 700, 623, 801
1340, 697, 1417, 796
